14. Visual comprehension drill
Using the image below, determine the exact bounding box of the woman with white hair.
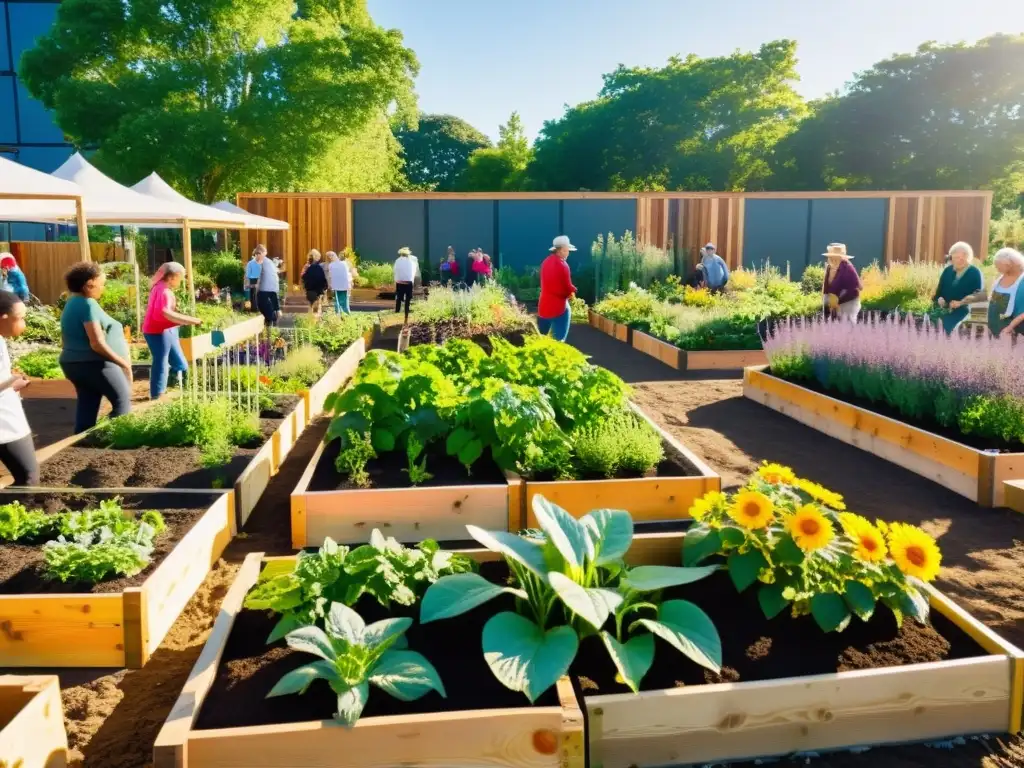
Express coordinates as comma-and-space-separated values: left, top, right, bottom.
142, 261, 202, 399
933, 241, 983, 335
976, 248, 1024, 339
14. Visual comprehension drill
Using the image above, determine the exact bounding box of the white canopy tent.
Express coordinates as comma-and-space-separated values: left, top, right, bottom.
211, 200, 289, 231
0, 155, 90, 261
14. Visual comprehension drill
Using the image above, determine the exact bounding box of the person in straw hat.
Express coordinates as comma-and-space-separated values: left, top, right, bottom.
822, 243, 862, 324
538, 235, 578, 342
393, 246, 418, 319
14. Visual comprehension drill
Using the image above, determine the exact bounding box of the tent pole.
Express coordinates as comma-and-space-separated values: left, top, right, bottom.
75, 197, 91, 262
183, 219, 196, 314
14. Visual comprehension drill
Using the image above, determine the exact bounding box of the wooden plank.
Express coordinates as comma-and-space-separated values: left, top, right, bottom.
685, 350, 767, 371
885, 196, 897, 265
122, 588, 148, 668
302, 483, 510, 546
991, 454, 1024, 509
735, 198, 746, 268
1003, 480, 1024, 515
631, 331, 682, 369
525, 476, 715, 525
914, 195, 925, 260
585, 656, 1010, 768
507, 471, 525, 532
235, 438, 275, 529
306, 336, 367, 418
0, 593, 125, 667
142, 494, 235, 660
153, 553, 264, 768
0, 676, 68, 768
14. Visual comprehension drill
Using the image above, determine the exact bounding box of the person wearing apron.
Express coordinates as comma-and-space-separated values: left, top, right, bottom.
983, 248, 1024, 339
933, 242, 983, 335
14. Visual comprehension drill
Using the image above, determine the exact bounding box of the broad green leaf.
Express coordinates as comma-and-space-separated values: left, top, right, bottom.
421, 572, 526, 623
599, 632, 654, 693
811, 592, 852, 632
362, 617, 412, 651
899, 584, 930, 624
327, 412, 369, 440
728, 549, 768, 592
757, 583, 790, 620
773, 534, 806, 566
371, 650, 447, 701
466, 526, 547, 579
549, 572, 622, 630
266, 660, 337, 697
446, 427, 474, 454
323, 392, 338, 412
580, 509, 633, 565
682, 525, 721, 565
482, 611, 578, 702
622, 564, 720, 592
267, 613, 304, 645
638, 599, 722, 672
532, 496, 589, 571
335, 682, 370, 727
718, 527, 746, 549
326, 603, 366, 645
372, 428, 396, 452
843, 581, 876, 622
285, 625, 338, 662
457, 439, 483, 468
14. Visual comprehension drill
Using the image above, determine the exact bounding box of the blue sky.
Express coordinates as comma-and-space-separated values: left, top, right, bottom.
367, 0, 1024, 142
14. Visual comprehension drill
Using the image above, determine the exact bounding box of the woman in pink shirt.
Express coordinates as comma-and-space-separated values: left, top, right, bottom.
142, 262, 202, 399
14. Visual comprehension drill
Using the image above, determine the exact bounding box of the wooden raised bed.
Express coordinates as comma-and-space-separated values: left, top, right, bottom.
180, 315, 264, 362
152, 552, 585, 768
744, 366, 1024, 508
0, 675, 68, 768
0, 491, 234, 669
588, 310, 631, 343
301, 326, 375, 424
522, 404, 721, 526
632, 329, 766, 371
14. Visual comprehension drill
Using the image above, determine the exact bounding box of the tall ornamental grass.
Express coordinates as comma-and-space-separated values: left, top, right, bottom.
592, 232, 672, 300
766, 315, 1024, 449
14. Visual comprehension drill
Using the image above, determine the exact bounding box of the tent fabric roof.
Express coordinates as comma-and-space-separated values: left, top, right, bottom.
210, 200, 289, 230
0, 155, 83, 199
131, 173, 251, 228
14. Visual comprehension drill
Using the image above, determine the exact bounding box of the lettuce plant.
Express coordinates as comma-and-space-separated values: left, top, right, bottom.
43, 515, 164, 583
269, 602, 445, 727
421, 495, 721, 699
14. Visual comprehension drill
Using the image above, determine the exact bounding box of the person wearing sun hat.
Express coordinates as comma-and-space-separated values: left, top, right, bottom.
700, 243, 730, 293
393, 246, 418, 319
822, 243, 862, 324
537, 235, 578, 342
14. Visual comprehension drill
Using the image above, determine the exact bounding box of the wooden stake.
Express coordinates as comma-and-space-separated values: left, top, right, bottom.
75, 197, 91, 262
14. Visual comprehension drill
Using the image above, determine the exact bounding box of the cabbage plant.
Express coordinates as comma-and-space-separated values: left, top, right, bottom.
421, 496, 722, 700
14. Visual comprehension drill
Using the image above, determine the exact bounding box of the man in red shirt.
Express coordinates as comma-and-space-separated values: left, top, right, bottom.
537, 235, 578, 342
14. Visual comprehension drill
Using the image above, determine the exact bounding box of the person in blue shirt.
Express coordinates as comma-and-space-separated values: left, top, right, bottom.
245, 246, 265, 311
700, 243, 730, 293
0, 253, 30, 302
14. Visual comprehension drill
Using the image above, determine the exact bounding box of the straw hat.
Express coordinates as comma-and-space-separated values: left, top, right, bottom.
549, 235, 577, 252
823, 243, 853, 259
397, 247, 412, 256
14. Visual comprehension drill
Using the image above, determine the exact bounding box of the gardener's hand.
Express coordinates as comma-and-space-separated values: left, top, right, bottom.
121, 363, 134, 384
949, 299, 962, 309
11, 375, 30, 393
827, 293, 839, 309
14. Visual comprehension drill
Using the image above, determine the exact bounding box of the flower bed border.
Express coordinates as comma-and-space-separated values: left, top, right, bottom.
179, 315, 264, 363
743, 366, 1024, 508
0, 491, 234, 669
588, 309, 631, 343
0, 675, 68, 767
152, 552, 585, 768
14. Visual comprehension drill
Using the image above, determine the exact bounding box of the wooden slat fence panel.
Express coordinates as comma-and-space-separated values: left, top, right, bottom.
8, 242, 126, 304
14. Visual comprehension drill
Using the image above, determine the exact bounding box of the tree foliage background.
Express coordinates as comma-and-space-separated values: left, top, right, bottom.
394, 114, 491, 190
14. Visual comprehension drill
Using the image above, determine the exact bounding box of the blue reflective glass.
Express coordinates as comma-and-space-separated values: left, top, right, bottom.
0, 74, 16, 141
15, 145, 72, 172
0, 4, 11, 71
15, 79, 63, 142
8, 2, 58, 66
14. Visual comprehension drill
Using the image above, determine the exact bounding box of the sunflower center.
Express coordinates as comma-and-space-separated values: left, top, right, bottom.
743, 501, 762, 518
862, 536, 878, 552
905, 545, 927, 567
799, 518, 820, 536
765, 474, 781, 484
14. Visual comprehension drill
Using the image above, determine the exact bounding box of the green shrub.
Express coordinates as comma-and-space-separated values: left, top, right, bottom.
571, 412, 663, 477
192, 250, 245, 293
21, 307, 62, 344
800, 264, 825, 294
270, 345, 326, 386
356, 262, 393, 289
14, 348, 63, 379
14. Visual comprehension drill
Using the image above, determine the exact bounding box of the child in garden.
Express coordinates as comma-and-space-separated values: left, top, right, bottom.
0, 290, 37, 485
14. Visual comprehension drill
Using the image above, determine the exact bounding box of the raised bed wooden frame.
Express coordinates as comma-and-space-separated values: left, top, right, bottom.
588, 310, 631, 343
153, 552, 585, 768
0, 675, 68, 768
744, 366, 1024, 508
0, 491, 234, 669
179, 315, 265, 363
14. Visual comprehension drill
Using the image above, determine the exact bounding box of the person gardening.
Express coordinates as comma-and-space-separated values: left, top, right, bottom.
932, 241, 983, 335
393, 247, 417, 320
700, 243, 729, 293
957, 247, 1024, 339
301, 248, 329, 319
0, 253, 30, 302
254, 248, 281, 328
327, 251, 357, 315
0, 290, 38, 485
537, 235, 578, 343
142, 261, 202, 399
245, 246, 264, 310
822, 243, 861, 324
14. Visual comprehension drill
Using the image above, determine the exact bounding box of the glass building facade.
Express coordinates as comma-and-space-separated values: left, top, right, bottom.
1, 0, 73, 240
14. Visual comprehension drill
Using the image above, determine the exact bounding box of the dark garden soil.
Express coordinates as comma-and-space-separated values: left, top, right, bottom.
308, 437, 508, 492
37, 416, 283, 490
195, 561, 558, 730
373, 321, 534, 353
532, 437, 699, 482
259, 394, 301, 420
0, 491, 221, 595
767, 368, 1022, 453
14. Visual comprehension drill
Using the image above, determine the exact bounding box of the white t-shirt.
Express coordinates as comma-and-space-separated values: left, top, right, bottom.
394, 256, 418, 283
0, 338, 31, 444
329, 260, 352, 291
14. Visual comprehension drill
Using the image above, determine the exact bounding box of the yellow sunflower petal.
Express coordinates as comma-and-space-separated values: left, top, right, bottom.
757, 462, 796, 486
728, 491, 775, 530
887, 523, 942, 582
785, 504, 834, 552
689, 491, 726, 522
839, 513, 888, 563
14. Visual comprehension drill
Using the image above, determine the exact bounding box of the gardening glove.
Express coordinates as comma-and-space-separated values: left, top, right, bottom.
827, 293, 839, 310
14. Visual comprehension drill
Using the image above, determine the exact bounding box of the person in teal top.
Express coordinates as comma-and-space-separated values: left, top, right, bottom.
932, 241, 984, 335
59, 262, 134, 433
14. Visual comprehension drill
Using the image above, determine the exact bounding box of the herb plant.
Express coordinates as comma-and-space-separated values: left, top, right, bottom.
0, 499, 164, 544
421, 495, 722, 699
685, 463, 940, 632
14, 348, 64, 379
42, 511, 165, 584
268, 602, 445, 727
572, 412, 663, 478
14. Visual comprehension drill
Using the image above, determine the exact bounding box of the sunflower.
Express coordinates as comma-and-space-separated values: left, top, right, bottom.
786, 504, 834, 552
728, 491, 775, 530
689, 491, 726, 522
839, 513, 888, 563
887, 523, 942, 582
795, 478, 847, 510
757, 462, 796, 486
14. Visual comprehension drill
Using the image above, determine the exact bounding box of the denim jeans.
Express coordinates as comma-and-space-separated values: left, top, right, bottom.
145, 327, 188, 399
334, 290, 350, 314
61, 360, 133, 433
537, 307, 572, 342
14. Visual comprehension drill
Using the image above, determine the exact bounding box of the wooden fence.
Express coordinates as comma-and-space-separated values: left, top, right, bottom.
7, 242, 127, 304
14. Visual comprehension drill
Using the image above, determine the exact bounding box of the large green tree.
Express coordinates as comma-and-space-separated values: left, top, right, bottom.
528, 41, 807, 191
772, 35, 1024, 192
394, 114, 491, 190
20, 0, 418, 201
459, 111, 533, 191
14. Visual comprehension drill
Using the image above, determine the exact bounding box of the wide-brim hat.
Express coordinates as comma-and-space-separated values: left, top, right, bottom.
550, 235, 577, 252
823, 243, 853, 259
397, 247, 412, 256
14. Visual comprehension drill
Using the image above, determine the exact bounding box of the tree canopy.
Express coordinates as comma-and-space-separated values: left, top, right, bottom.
459, 112, 533, 191
394, 114, 491, 190
20, 0, 418, 201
